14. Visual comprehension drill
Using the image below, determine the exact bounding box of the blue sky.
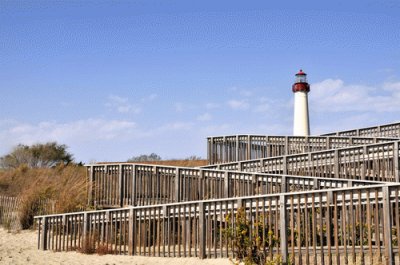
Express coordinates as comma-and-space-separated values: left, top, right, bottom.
1, 0, 400, 163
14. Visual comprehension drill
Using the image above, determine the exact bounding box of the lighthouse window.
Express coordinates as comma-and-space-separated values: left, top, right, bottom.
296, 76, 307, 83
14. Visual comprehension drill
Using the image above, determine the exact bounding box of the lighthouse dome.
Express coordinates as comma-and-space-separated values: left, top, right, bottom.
292, 69, 310, 93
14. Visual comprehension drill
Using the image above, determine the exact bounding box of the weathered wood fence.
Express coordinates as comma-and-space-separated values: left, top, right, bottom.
87, 164, 382, 208
0, 196, 22, 230
203, 141, 400, 183
35, 184, 400, 264
0, 195, 56, 231
207, 135, 398, 164
322, 122, 400, 137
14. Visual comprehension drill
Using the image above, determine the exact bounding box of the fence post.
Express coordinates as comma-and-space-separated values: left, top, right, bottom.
280, 195, 288, 264
266, 136, 271, 158
252, 174, 257, 195
88, 166, 94, 207
394, 141, 399, 182
281, 175, 287, 193
247, 135, 252, 160
285, 136, 289, 155
175, 168, 180, 202
83, 213, 90, 246
347, 180, 353, 187
326, 136, 331, 149
382, 186, 394, 265
131, 164, 137, 206
223, 136, 227, 163
40, 217, 48, 250
207, 137, 211, 164
236, 135, 240, 162
224, 172, 230, 198
128, 208, 136, 255
209, 137, 214, 164
119, 164, 124, 207
199, 170, 204, 200
199, 202, 206, 259
334, 150, 339, 178
361, 146, 367, 180
283, 156, 288, 175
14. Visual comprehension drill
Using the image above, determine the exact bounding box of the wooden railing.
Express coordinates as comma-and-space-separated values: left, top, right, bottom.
203, 141, 400, 183
35, 184, 400, 264
207, 135, 398, 164
322, 121, 400, 137
87, 164, 383, 208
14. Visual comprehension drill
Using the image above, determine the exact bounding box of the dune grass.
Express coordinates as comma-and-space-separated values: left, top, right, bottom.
0, 159, 207, 228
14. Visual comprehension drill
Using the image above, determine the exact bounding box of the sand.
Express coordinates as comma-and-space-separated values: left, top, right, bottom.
0, 228, 232, 265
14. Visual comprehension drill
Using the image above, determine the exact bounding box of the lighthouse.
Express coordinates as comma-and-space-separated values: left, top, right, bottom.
292, 69, 310, 136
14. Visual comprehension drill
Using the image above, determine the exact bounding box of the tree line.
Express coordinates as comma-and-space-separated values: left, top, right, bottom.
0, 142, 203, 169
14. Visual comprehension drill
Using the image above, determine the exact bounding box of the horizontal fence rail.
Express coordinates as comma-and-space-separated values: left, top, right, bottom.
35, 184, 400, 264
203, 141, 400, 184
322, 122, 400, 138
207, 135, 398, 164
86, 164, 384, 208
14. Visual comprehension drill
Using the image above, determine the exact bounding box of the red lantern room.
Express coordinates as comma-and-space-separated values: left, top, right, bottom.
292, 69, 310, 93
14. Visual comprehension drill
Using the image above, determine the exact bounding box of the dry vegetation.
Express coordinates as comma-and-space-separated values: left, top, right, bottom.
0, 159, 206, 229
0, 164, 87, 228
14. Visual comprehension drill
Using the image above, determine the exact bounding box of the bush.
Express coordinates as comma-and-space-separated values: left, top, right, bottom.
127, 153, 161, 162
78, 234, 96, 254
0, 142, 73, 169
95, 243, 114, 255
19, 190, 52, 229
223, 207, 279, 265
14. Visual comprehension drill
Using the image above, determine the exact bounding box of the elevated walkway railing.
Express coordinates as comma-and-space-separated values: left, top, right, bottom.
203, 140, 400, 184
207, 135, 398, 164
35, 183, 400, 264
86, 163, 384, 208
321, 121, 400, 137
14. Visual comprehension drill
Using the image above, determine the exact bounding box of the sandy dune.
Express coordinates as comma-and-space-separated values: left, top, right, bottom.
0, 228, 231, 265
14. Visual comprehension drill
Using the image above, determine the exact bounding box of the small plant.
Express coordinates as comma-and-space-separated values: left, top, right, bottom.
95, 243, 114, 255
223, 207, 279, 265
78, 234, 96, 254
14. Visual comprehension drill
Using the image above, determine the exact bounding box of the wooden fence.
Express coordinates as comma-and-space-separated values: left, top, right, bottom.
0, 196, 22, 230
207, 135, 398, 164
0, 195, 56, 231
87, 164, 383, 208
203, 141, 400, 183
35, 184, 400, 264
322, 122, 400, 138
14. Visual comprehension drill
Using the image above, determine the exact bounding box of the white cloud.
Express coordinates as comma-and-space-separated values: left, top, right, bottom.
141, 93, 158, 102
227, 99, 249, 110
239, 90, 253, 97
197, 113, 212, 121
158, 121, 194, 131
205, 103, 220, 109
309, 79, 400, 113
106, 95, 141, 114
0, 118, 137, 157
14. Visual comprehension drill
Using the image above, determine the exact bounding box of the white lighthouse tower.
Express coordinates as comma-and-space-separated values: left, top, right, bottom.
292, 69, 310, 136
